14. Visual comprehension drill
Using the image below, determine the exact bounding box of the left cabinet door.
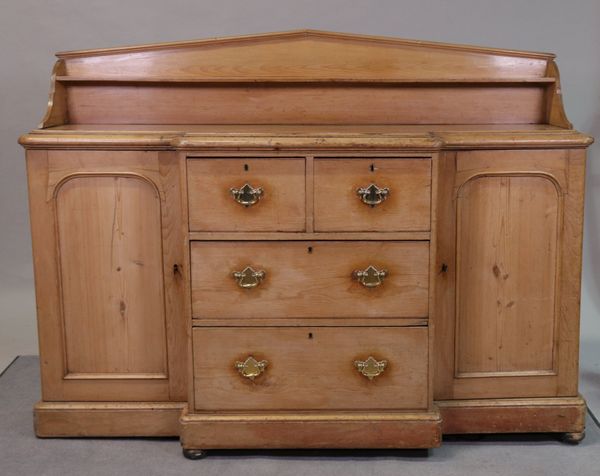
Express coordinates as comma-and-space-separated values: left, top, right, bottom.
26, 150, 186, 401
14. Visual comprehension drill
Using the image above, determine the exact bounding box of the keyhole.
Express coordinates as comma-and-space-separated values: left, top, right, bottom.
308, 332, 313, 339
244, 164, 249, 171
307, 246, 313, 254
370, 163, 375, 172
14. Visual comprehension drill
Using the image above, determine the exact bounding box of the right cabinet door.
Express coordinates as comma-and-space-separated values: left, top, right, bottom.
434, 149, 586, 399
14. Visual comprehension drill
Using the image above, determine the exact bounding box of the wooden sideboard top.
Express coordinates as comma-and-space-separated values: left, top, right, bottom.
20, 30, 593, 149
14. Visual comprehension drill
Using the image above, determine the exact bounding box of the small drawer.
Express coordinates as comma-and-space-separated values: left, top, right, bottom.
187, 158, 306, 232
190, 240, 429, 319
314, 158, 431, 232
193, 326, 428, 411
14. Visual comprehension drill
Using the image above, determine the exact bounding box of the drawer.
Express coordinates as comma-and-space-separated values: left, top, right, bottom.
191, 241, 429, 319
187, 158, 306, 232
193, 326, 428, 411
314, 158, 431, 232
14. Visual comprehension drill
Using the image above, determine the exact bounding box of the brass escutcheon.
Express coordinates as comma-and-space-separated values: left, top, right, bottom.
356, 183, 389, 206
233, 266, 266, 288
235, 356, 268, 380
354, 356, 387, 380
230, 183, 264, 206
353, 265, 388, 288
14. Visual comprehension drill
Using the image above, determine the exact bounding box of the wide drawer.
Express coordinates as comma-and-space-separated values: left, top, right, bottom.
192, 326, 428, 411
187, 158, 306, 232
190, 241, 429, 319
314, 158, 431, 232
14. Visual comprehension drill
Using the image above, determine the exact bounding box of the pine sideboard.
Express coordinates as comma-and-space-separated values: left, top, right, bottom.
19, 30, 594, 458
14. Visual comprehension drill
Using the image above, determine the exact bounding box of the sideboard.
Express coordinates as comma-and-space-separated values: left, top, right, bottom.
19, 30, 593, 458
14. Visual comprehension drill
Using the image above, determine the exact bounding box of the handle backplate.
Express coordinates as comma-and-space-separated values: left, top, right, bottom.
352, 265, 388, 288
235, 356, 268, 380
356, 183, 389, 206
354, 356, 387, 380
230, 183, 264, 207
233, 266, 266, 289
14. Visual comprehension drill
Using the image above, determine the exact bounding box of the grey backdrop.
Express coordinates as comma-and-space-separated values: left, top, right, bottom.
1, 1, 599, 375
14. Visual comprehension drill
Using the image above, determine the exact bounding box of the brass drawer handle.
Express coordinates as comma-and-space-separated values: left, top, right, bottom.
354, 356, 387, 380
233, 266, 266, 288
235, 356, 268, 380
353, 265, 388, 288
356, 183, 389, 206
230, 183, 264, 206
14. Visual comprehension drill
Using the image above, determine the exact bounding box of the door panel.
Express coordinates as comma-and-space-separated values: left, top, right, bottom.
455, 175, 558, 377
56, 176, 167, 377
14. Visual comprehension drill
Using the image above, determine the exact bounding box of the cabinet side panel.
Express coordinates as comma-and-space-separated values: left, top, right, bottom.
456, 176, 558, 376
56, 176, 167, 376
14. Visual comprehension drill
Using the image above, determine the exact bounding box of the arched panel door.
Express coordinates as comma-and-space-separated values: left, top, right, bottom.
27, 150, 186, 402
455, 175, 559, 378
56, 175, 167, 379
434, 149, 585, 400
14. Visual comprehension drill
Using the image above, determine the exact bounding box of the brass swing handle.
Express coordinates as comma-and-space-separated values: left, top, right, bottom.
354, 356, 388, 380
235, 356, 268, 380
232, 266, 266, 288
352, 265, 388, 288
230, 183, 264, 206
356, 183, 389, 206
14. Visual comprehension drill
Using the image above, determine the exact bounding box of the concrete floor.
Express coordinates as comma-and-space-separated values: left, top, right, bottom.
1, 356, 599, 476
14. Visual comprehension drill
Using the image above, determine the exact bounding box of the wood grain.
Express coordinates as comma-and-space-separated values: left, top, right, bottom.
181, 409, 442, 449
556, 150, 586, 395
314, 158, 431, 231
20, 127, 593, 151
192, 326, 428, 411
158, 152, 188, 400
187, 158, 305, 232
190, 241, 429, 319
57, 176, 167, 377
34, 402, 184, 437
40, 60, 68, 128
188, 231, 431, 241
58, 30, 551, 80
545, 60, 572, 128
432, 151, 457, 399
65, 84, 547, 125
438, 396, 585, 434
455, 175, 559, 376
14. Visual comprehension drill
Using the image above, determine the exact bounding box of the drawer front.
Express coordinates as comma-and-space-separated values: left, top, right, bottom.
187, 158, 306, 232
193, 326, 428, 411
314, 158, 431, 232
191, 241, 429, 319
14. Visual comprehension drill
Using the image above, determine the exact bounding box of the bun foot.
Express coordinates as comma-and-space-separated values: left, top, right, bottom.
183, 448, 208, 459
561, 431, 585, 445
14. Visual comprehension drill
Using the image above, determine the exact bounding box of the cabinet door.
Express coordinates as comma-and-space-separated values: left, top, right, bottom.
434, 149, 585, 399
26, 150, 186, 401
